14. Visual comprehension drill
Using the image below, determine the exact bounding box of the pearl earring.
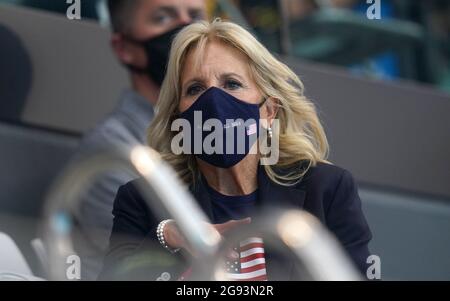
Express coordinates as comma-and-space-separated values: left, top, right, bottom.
268, 126, 273, 139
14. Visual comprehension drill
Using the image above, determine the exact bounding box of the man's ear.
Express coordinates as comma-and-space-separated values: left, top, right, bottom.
111, 33, 134, 65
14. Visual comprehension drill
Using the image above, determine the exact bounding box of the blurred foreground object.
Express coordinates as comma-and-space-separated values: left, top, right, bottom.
0, 232, 44, 281
40, 144, 361, 281
41, 145, 220, 280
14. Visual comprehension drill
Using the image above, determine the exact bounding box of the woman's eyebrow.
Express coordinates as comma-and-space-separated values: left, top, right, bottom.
220, 72, 245, 81
182, 77, 204, 88
182, 72, 245, 88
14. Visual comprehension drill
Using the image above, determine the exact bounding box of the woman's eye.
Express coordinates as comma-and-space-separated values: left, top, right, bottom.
186, 85, 204, 96
224, 80, 243, 90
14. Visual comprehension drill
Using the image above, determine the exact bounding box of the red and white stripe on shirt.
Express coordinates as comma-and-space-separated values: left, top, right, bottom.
226, 237, 268, 281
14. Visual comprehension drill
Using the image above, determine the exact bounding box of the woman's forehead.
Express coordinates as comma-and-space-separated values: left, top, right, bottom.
181, 40, 251, 83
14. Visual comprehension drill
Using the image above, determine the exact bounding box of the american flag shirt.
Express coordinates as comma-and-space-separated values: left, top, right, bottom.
203, 177, 267, 280
225, 237, 268, 281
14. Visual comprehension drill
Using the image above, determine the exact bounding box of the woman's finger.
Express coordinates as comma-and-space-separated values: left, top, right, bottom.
215, 218, 252, 234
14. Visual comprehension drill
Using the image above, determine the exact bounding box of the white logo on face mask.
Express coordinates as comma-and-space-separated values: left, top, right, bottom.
224, 120, 243, 129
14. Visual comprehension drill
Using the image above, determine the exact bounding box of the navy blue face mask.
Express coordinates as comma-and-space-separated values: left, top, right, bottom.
178, 87, 267, 168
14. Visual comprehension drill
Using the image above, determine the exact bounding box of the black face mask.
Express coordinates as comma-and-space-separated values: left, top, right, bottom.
125, 25, 187, 86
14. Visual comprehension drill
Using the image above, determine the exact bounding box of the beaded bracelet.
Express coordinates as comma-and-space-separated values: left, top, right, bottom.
156, 219, 180, 254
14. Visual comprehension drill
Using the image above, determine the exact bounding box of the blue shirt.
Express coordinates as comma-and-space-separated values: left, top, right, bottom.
204, 179, 259, 224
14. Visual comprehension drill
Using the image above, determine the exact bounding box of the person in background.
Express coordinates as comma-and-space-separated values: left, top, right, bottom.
70, 0, 207, 280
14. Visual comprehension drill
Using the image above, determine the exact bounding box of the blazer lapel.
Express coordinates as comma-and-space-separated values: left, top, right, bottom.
257, 166, 307, 280
257, 166, 306, 210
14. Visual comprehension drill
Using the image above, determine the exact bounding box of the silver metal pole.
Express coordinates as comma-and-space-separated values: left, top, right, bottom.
41, 144, 220, 280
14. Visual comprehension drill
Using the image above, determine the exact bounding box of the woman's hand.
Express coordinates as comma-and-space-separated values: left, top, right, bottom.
163, 218, 252, 256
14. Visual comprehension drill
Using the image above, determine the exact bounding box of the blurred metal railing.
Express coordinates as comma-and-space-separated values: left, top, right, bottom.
40, 144, 361, 281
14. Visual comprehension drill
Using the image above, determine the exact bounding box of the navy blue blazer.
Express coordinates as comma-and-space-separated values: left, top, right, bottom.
100, 162, 372, 280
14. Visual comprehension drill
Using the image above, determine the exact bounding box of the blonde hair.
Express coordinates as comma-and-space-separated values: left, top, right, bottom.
148, 19, 329, 186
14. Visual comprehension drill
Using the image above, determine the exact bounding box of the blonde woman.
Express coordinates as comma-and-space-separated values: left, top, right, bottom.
101, 20, 372, 281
